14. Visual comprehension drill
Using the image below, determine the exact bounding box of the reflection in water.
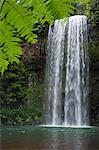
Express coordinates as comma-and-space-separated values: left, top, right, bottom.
74, 131, 84, 150
40, 127, 99, 150
49, 127, 87, 150
46, 128, 98, 150
1, 126, 99, 150
49, 129, 59, 150
72, 130, 87, 150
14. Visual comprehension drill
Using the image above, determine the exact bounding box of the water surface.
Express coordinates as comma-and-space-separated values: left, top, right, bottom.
1, 126, 99, 150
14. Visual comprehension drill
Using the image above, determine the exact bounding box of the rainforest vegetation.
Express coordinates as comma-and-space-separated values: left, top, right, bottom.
0, 0, 99, 125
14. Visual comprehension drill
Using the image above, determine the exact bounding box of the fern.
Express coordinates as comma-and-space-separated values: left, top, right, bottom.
0, 0, 38, 43
0, 20, 22, 74
19, 0, 53, 24
44, 0, 75, 19
0, 0, 80, 74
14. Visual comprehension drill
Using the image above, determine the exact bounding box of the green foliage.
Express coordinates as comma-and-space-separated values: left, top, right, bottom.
43, 0, 75, 19
0, 106, 42, 125
0, 60, 44, 125
90, 0, 99, 26
25, 85, 44, 107
0, 21, 22, 75
0, 62, 27, 107
0, 0, 79, 74
83, 0, 99, 25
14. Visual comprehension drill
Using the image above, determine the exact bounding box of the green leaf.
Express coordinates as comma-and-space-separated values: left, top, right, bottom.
0, 20, 22, 74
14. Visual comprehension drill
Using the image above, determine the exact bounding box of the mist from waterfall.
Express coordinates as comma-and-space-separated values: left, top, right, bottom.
45, 15, 89, 127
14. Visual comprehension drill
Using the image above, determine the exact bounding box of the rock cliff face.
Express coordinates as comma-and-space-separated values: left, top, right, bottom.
21, 40, 46, 88
88, 0, 99, 125
89, 26, 99, 126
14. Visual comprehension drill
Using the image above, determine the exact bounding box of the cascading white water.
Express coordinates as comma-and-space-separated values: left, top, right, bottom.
64, 15, 89, 126
45, 15, 89, 127
45, 20, 66, 125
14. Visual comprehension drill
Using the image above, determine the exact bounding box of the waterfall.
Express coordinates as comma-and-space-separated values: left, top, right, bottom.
64, 15, 89, 126
45, 20, 66, 125
45, 15, 89, 126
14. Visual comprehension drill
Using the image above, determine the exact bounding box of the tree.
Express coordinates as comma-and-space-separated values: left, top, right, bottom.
0, 0, 79, 74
